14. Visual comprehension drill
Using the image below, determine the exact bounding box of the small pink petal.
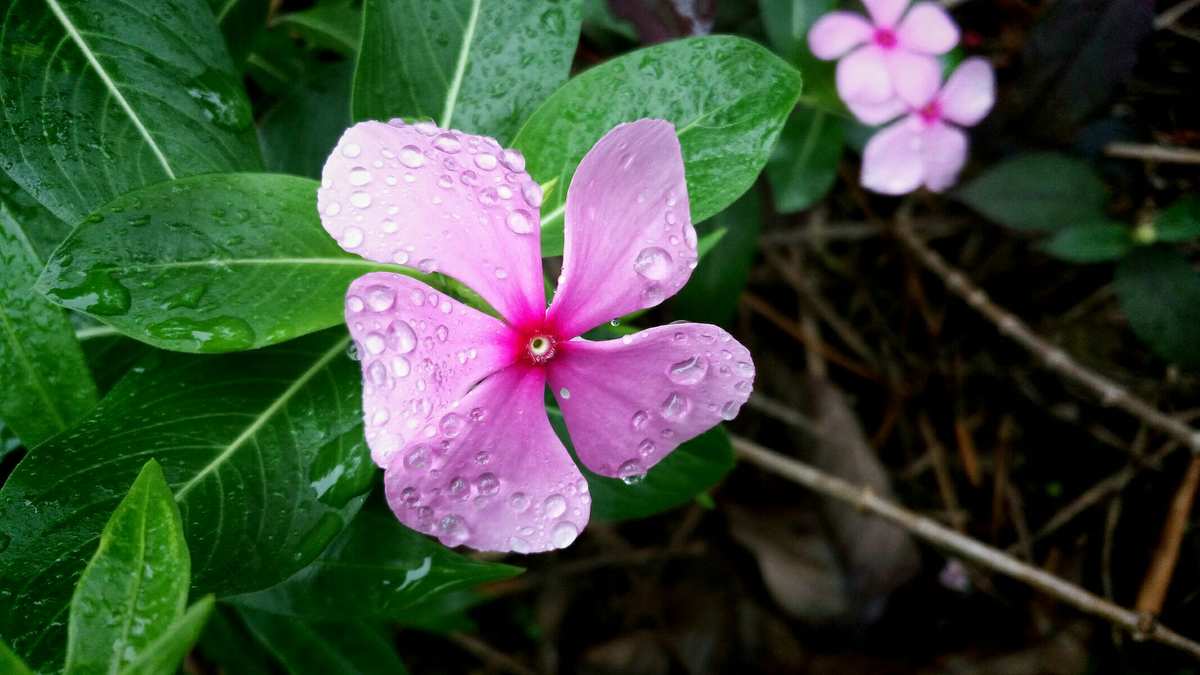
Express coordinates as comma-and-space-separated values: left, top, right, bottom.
896, 2, 959, 54
808, 12, 875, 60
938, 57, 995, 127
346, 272, 516, 468
836, 45, 893, 104
546, 324, 754, 478
545, 120, 696, 339
863, 0, 910, 27
383, 366, 590, 553
920, 122, 968, 192
319, 121, 545, 326
861, 117, 926, 195
885, 49, 942, 107
847, 96, 908, 125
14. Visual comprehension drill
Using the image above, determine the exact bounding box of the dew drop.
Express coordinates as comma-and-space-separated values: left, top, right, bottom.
552, 521, 579, 548
440, 412, 466, 438
509, 492, 530, 512
437, 175, 454, 189
500, 149, 525, 172
350, 192, 371, 208
367, 361, 387, 386
433, 133, 461, 153
660, 392, 690, 421
404, 446, 429, 470
435, 324, 449, 342
475, 451, 491, 465
342, 142, 361, 158
543, 494, 567, 518
391, 356, 411, 377
509, 536, 531, 553
409, 290, 425, 306
469, 407, 487, 422
633, 247, 672, 280
349, 167, 372, 186
324, 201, 341, 216
448, 476, 470, 500
474, 153, 498, 170
641, 284, 665, 307
365, 285, 395, 311
506, 210, 534, 234
477, 473, 500, 496
399, 486, 419, 505
494, 267, 509, 279
559, 387, 571, 400
667, 356, 708, 385
631, 410, 648, 430
414, 121, 439, 136
618, 459, 645, 481
364, 332, 386, 354
736, 361, 755, 377
522, 182, 543, 208
720, 400, 739, 420
342, 226, 364, 248
418, 258, 438, 273
387, 321, 417, 353
346, 295, 364, 313
438, 515, 470, 545
638, 439, 655, 457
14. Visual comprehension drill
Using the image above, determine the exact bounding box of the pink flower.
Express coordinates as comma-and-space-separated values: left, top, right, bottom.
318, 119, 755, 553
860, 57, 995, 195
808, 0, 959, 110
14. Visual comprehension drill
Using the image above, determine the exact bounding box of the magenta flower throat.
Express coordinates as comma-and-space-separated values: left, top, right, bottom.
318, 119, 755, 553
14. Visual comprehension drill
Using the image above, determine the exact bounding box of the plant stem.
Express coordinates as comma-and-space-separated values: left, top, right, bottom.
731, 435, 1200, 660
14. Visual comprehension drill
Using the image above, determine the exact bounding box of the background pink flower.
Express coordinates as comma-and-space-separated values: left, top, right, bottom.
860, 57, 996, 195
318, 119, 755, 553
809, 0, 959, 109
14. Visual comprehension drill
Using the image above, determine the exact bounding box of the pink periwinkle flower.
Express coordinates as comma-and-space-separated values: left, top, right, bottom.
860, 57, 995, 195
809, 0, 959, 111
318, 119, 755, 553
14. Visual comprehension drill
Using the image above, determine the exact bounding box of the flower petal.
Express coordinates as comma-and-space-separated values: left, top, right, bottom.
847, 96, 908, 125
320, 121, 546, 326
938, 57, 995, 127
546, 324, 754, 478
808, 11, 875, 60
836, 45, 893, 104
347, 272, 516, 468
383, 366, 590, 553
864, 0, 909, 27
861, 117, 926, 195
885, 49, 942, 107
896, 2, 959, 54
920, 123, 968, 192
545, 120, 697, 339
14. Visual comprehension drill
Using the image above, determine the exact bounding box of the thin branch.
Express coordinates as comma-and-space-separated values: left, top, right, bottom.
731, 436, 1200, 660
1136, 455, 1200, 615
1156, 0, 1200, 29
1104, 142, 1200, 164
448, 632, 540, 675
895, 223, 1200, 453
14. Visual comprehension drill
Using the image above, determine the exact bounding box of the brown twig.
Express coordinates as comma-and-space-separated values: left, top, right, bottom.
448, 632, 541, 675
895, 223, 1200, 453
1104, 142, 1200, 165
732, 435, 1200, 660
741, 292, 880, 382
1136, 455, 1200, 615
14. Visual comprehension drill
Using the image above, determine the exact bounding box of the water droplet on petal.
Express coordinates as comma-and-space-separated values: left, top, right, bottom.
324, 201, 341, 216
509, 492, 530, 512
342, 143, 361, 158
409, 290, 425, 306
398, 145, 425, 168
349, 167, 372, 186
435, 325, 449, 342
414, 121, 439, 136
552, 521, 579, 548
365, 285, 395, 311
506, 209, 534, 234
404, 445, 430, 470
633, 247, 672, 280
350, 192, 371, 209
475, 451, 491, 465
494, 267, 509, 279
631, 410, 648, 430
346, 295, 364, 313
638, 439, 655, 457
391, 356, 411, 377
477, 473, 500, 496
660, 392, 689, 421
559, 387, 571, 400
367, 361, 387, 386
440, 412, 466, 438
641, 284, 665, 307
509, 536, 531, 553
342, 226, 364, 247
474, 153, 497, 170
667, 356, 708, 385
433, 133, 461, 153
387, 321, 417, 353
364, 332, 386, 354
544, 494, 567, 518
438, 515, 470, 545
399, 486, 419, 505
522, 182, 543, 208
418, 258, 438, 273
470, 407, 486, 422
720, 400, 739, 420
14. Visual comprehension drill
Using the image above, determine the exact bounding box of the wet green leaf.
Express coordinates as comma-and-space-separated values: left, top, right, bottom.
208, 0, 270, 68
1116, 247, 1200, 369
0, 329, 373, 669
0, 0, 262, 225
757, 0, 833, 64
513, 36, 803, 257
240, 608, 407, 675
121, 596, 215, 675
954, 153, 1107, 232
1041, 222, 1132, 262
0, 639, 33, 675
673, 191, 762, 325
0, 176, 98, 447
196, 605, 278, 675
352, 0, 582, 143
231, 509, 521, 621
259, 64, 354, 178
64, 460, 190, 675
1155, 196, 1200, 243
274, 1, 362, 55
766, 106, 843, 213
549, 408, 735, 521
37, 174, 398, 353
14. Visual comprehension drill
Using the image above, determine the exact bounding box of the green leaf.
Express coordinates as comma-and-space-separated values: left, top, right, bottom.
513, 35, 803, 257
36, 174, 393, 353
209, 0, 270, 68
231, 510, 521, 621
0, 176, 98, 447
549, 408, 735, 521
0, 0, 262, 225
0, 329, 373, 669
0, 639, 33, 675
1041, 222, 1132, 263
757, 0, 833, 64
673, 191, 763, 325
196, 605, 279, 675
64, 460, 190, 675
1116, 247, 1200, 369
122, 596, 215, 675
259, 63, 354, 178
274, 1, 362, 55
77, 328, 152, 395
954, 153, 1108, 232
239, 609, 408, 675
0, 422, 21, 463
765, 106, 844, 213
1155, 196, 1200, 243
352, 0, 583, 143
246, 29, 324, 96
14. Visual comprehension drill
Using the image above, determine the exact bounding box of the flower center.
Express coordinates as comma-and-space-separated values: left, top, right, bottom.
918, 100, 942, 124
873, 28, 898, 49
523, 334, 558, 365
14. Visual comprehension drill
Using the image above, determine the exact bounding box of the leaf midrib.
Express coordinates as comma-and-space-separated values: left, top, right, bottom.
44, 0, 176, 179
439, 0, 482, 129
